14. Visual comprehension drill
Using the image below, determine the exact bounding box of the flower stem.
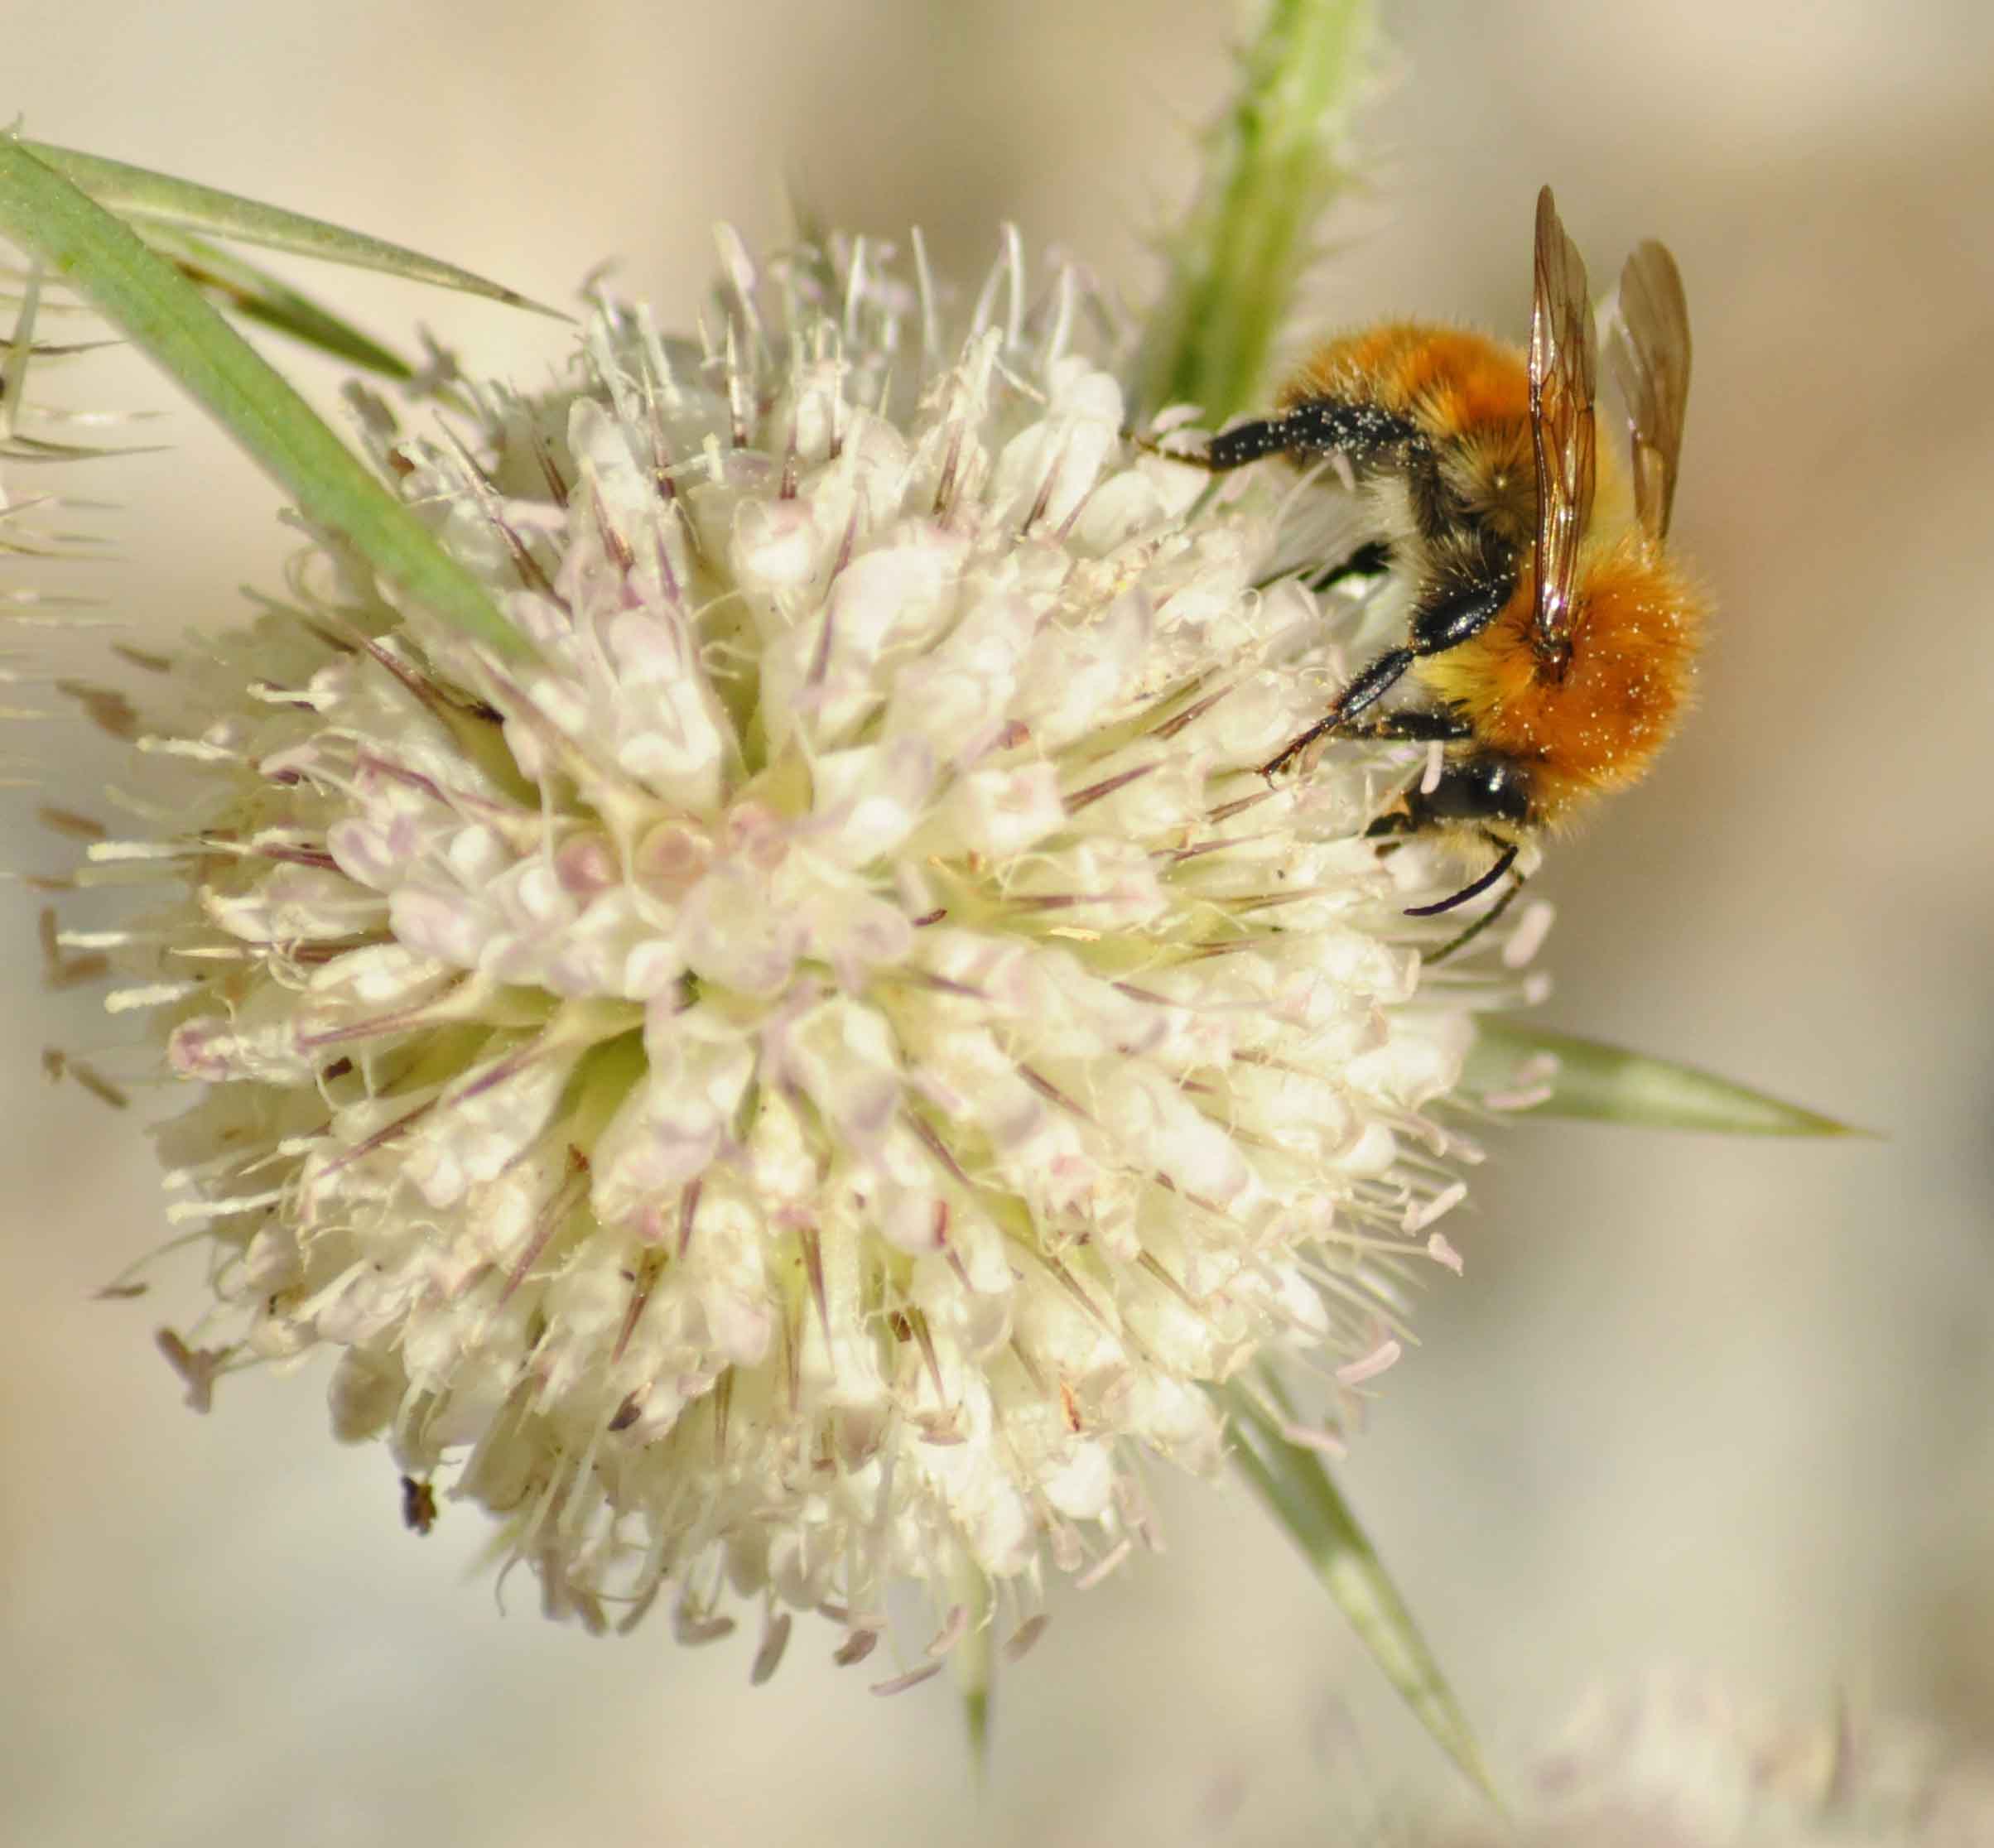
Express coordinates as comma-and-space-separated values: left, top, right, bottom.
1134, 0, 1376, 425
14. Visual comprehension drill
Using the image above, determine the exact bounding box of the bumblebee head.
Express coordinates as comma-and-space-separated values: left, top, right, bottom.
1370, 752, 1534, 843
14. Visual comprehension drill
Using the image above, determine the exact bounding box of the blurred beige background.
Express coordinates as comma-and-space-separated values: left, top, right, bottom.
7, 2, 1994, 1842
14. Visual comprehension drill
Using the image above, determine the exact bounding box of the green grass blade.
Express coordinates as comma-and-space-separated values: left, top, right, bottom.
20, 139, 561, 317
1467, 1018, 1871, 1137
150, 229, 418, 381
0, 137, 529, 657
1221, 1379, 1500, 1805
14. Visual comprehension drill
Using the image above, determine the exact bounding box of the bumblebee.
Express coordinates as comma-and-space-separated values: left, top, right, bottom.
1182, 187, 1703, 955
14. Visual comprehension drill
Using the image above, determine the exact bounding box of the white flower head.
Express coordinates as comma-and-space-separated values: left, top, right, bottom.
60, 229, 1541, 1673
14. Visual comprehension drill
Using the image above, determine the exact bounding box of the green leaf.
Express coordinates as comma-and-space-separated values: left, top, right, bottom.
1221, 1378, 1501, 1806
1467, 1018, 1871, 1137
18, 139, 562, 318
1134, 0, 1376, 424
0, 137, 530, 657
149, 229, 418, 381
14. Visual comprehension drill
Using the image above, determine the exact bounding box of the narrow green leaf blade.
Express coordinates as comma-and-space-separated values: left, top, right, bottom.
20, 139, 561, 317
151, 229, 417, 381
1467, 1018, 1870, 1137
0, 137, 529, 657
1221, 1379, 1500, 1805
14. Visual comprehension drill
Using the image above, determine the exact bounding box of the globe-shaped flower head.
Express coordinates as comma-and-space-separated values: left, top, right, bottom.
83, 227, 1510, 1680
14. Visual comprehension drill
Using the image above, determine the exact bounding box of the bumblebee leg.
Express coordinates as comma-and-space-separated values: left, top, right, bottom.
1344, 709, 1471, 743
1140, 401, 1428, 475
1261, 647, 1414, 776
1133, 414, 1295, 472
1201, 415, 1302, 471
1305, 540, 1393, 593
1269, 399, 1428, 470
1267, 575, 1514, 777
1407, 572, 1515, 657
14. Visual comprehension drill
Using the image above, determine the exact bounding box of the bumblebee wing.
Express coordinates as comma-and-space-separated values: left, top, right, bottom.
1606, 238, 1692, 543
1528, 185, 1598, 653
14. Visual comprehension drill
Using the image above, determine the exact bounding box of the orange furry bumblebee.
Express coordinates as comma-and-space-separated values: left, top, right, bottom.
1182, 187, 1703, 954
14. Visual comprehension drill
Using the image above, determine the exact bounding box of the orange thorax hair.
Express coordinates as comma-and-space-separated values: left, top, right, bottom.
1280, 324, 1531, 436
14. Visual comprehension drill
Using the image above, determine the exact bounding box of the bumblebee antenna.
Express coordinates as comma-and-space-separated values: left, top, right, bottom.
1405, 842, 1518, 917
1404, 835, 1526, 965
1423, 870, 1526, 965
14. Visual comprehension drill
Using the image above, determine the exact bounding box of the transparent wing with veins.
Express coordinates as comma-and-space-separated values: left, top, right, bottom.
1528, 185, 1599, 657
1606, 238, 1692, 544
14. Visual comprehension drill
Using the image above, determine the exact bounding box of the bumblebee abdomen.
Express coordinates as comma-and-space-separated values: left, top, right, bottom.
1414, 538, 1705, 827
